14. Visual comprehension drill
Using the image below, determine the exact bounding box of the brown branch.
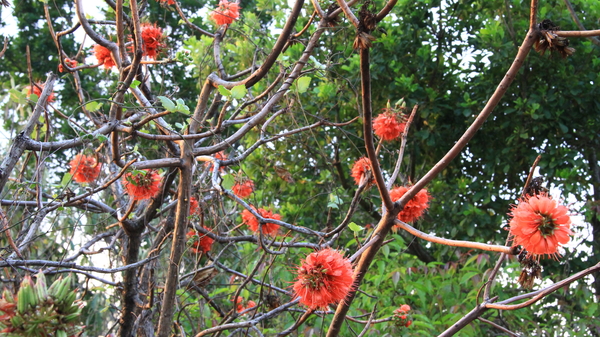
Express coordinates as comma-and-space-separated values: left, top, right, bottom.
0, 74, 57, 194
393, 220, 515, 254
561, 0, 600, 46
487, 261, 600, 310
554, 29, 600, 37
375, 0, 398, 22
359, 48, 394, 211
156, 140, 193, 337
0, 37, 8, 59
477, 317, 520, 336
336, 0, 360, 27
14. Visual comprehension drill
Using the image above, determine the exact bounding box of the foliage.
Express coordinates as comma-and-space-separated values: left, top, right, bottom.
0, 0, 599, 336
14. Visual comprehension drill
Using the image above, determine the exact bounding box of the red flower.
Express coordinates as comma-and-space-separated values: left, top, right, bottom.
94, 45, 116, 69
393, 304, 413, 328
58, 58, 78, 73
241, 207, 280, 236
509, 193, 572, 259
156, 0, 175, 4
187, 227, 214, 254
389, 186, 430, 224
209, 0, 240, 25
190, 196, 201, 215
207, 151, 227, 172
293, 248, 355, 310
26, 83, 55, 103
140, 23, 164, 59
69, 153, 102, 183
122, 169, 162, 200
350, 157, 372, 186
373, 109, 406, 141
232, 180, 254, 199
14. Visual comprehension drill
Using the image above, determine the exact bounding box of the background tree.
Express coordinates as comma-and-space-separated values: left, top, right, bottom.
0, 0, 599, 336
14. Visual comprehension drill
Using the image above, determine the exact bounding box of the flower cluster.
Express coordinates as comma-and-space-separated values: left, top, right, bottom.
122, 169, 162, 200
209, 0, 240, 25
232, 179, 254, 199
508, 193, 572, 259
94, 45, 116, 69
187, 227, 214, 254
69, 153, 102, 184
140, 23, 165, 59
0, 273, 84, 336
393, 304, 413, 328
26, 83, 55, 103
58, 58, 78, 73
233, 297, 256, 315
241, 207, 280, 236
293, 248, 354, 310
190, 196, 201, 216
207, 151, 227, 172
350, 157, 372, 186
389, 186, 430, 224
373, 108, 406, 141
156, 0, 175, 5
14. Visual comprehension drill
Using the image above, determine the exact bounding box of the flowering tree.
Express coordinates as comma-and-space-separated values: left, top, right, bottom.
0, 0, 600, 336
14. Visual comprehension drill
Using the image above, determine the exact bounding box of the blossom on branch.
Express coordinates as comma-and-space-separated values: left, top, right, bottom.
69, 153, 102, 184
232, 180, 254, 199
58, 58, 78, 73
187, 227, 214, 254
26, 83, 55, 103
209, 0, 240, 25
94, 45, 116, 69
293, 248, 354, 310
140, 23, 165, 59
122, 169, 162, 200
190, 196, 201, 215
373, 108, 406, 141
207, 151, 227, 172
509, 193, 572, 259
241, 207, 280, 236
389, 186, 430, 224
156, 0, 175, 5
393, 304, 413, 327
350, 157, 372, 186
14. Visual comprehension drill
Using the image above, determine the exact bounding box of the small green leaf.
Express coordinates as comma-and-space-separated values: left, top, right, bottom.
222, 174, 235, 189
29, 94, 39, 103
348, 222, 364, 232
175, 99, 190, 114
85, 101, 102, 112
231, 85, 247, 100
95, 134, 108, 143
130, 80, 141, 89
61, 173, 72, 187
296, 76, 311, 94
218, 85, 232, 97
157, 96, 177, 111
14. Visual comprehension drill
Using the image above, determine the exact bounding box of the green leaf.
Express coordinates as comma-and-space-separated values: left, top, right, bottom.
85, 101, 103, 112
296, 76, 311, 94
130, 80, 141, 89
29, 94, 39, 103
459, 271, 479, 284
61, 173, 72, 187
175, 99, 190, 114
231, 85, 247, 100
157, 96, 177, 111
218, 85, 232, 97
348, 222, 364, 233
222, 174, 235, 190
95, 134, 108, 143
381, 244, 390, 258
